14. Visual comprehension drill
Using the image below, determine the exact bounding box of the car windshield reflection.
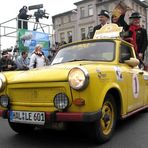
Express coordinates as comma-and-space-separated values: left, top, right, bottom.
51, 41, 115, 65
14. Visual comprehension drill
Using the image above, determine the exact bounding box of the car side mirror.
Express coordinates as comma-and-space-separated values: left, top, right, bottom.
124, 58, 139, 67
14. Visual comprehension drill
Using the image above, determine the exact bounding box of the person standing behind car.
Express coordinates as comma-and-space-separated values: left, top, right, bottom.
111, 11, 129, 31
16, 51, 29, 70
29, 44, 47, 69
90, 10, 110, 39
128, 12, 147, 60
0, 51, 17, 71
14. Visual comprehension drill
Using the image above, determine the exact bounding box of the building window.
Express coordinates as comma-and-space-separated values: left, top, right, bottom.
63, 16, 70, 24
87, 26, 93, 39
61, 17, 64, 24
88, 5, 93, 16
81, 28, 86, 40
71, 13, 76, 21
132, 2, 134, 9
60, 32, 65, 42
141, 7, 144, 15
55, 18, 61, 26
136, 4, 138, 11
80, 7, 85, 18
67, 31, 72, 43
88, 26, 93, 32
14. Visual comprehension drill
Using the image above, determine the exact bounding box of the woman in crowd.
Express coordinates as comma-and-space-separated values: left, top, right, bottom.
29, 44, 47, 69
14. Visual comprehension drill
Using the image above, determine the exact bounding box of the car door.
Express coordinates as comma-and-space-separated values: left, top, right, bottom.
127, 68, 144, 112
119, 44, 144, 112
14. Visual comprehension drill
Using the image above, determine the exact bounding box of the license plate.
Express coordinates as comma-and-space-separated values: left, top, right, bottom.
9, 111, 45, 125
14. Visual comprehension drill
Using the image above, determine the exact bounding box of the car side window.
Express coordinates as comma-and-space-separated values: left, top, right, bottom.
119, 44, 133, 63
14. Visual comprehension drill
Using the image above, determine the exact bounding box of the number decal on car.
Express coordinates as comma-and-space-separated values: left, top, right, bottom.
132, 74, 139, 98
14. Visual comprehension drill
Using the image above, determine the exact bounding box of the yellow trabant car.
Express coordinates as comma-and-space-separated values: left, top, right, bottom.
0, 24, 148, 144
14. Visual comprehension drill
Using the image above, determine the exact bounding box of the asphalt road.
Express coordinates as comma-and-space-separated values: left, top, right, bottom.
0, 111, 148, 148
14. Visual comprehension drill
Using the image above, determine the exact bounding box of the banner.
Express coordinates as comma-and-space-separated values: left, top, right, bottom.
112, 2, 129, 18
18, 29, 50, 57
93, 24, 123, 39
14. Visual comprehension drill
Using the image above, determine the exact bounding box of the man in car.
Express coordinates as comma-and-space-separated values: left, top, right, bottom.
90, 10, 110, 39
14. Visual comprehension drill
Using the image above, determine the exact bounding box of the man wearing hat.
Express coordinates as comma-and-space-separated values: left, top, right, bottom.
128, 12, 147, 60
90, 10, 110, 38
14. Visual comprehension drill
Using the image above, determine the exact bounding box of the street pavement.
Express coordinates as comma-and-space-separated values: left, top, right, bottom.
0, 111, 148, 148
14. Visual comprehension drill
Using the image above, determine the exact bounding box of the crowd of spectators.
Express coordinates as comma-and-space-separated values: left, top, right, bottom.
0, 40, 68, 72
0, 44, 51, 72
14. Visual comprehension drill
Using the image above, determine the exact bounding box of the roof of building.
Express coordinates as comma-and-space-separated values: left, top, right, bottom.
95, 0, 148, 7
52, 0, 148, 22
52, 9, 77, 18
134, 0, 148, 8
52, 9, 77, 23
74, 0, 92, 5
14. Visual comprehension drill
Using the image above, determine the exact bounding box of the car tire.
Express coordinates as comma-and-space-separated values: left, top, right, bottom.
8, 121, 35, 134
89, 93, 117, 144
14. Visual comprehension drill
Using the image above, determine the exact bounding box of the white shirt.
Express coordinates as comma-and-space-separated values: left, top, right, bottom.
29, 53, 46, 69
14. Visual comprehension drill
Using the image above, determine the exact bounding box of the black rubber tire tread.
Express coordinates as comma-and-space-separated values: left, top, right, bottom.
89, 93, 117, 144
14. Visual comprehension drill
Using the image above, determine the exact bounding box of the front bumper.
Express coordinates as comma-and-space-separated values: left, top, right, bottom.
0, 109, 102, 123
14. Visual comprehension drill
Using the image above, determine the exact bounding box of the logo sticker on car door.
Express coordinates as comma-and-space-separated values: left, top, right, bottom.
114, 66, 123, 81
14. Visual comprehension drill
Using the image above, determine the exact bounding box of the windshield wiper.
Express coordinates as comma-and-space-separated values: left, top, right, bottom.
67, 59, 92, 62
52, 58, 95, 65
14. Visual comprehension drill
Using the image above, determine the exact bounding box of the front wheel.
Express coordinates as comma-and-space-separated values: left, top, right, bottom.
90, 94, 117, 144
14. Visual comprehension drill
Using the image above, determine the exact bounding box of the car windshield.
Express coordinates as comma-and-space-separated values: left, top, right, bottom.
51, 41, 115, 65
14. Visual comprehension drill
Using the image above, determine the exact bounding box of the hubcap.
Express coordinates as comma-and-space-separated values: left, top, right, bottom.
101, 101, 114, 135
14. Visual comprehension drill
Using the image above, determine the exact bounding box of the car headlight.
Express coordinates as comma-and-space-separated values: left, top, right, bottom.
0, 73, 6, 91
68, 67, 89, 90
0, 95, 9, 108
54, 93, 69, 110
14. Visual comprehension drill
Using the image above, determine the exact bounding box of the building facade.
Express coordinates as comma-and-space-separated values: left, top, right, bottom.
52, 0, 148, 44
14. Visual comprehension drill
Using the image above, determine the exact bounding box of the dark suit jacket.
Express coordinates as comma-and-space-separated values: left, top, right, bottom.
90, 24, 102, 39
135, 28, 147, 55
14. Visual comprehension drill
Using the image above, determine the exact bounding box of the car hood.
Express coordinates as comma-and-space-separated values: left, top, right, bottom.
3, 61, 111, 84
3, 61, 100, 84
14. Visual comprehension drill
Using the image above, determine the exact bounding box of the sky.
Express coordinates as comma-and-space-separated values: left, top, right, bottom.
0, 0, 78, 50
